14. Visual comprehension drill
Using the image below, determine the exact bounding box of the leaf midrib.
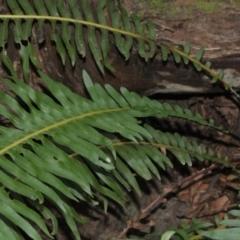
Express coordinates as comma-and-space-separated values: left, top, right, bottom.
0, 107, 128, 155
0, 14, 155, 42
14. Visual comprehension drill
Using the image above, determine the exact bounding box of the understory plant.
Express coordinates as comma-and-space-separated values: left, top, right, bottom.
161, 209, 240, 240
0, 0, 239, 239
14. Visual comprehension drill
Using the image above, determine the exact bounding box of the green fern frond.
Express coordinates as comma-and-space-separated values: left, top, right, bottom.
167, 44, 232, 91
0, 68, 232, 239
96, 124, 228, 195
0, 0, 233, 92
1, 0, 155, 73
151, 101, 224, 132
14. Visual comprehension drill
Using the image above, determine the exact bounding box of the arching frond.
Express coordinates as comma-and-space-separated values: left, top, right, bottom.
0, 0, 232, 91
1, 0, 156, 72
0, 68, 233, 239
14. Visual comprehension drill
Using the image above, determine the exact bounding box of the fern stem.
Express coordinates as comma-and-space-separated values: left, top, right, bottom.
0, 107, 129, 155
168, 45, 240, 99
0, 14, 155, 42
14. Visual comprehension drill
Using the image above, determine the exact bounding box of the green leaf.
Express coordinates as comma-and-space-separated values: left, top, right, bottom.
131, 13, 147, 61
6, 0, 22, 43
187, 218, 213, 232
121, 9, 134, 59
171, 228, 189, 240
182, 41, 191, 64
183, 41, 191, 54
27, 199, 58, 235
0, 164, 43, 202
97, 0, 115, 71
220, 219, 240, 227
160, 230, 176, 240
199, 228, 240, 240
62, 21, 76, 66
0, 201, 42, 240
27, 43, 40, 69
229, 210, 240, 217
117, 145, 152, 180
170, 149, 192, 166
0, 54, 18, 79
205, 61, 211, 69
82, 0, 104, 73
115, 157, 141, 195
32, 0, 47, 43
51, 32, 67, 65
146, 20, 156, 57
0, 189, 52, 238
0, 20, 9, 48
68, 0, 86, 56
160, 45, 169, 61
56, 0, 76, 66
218, 70, 224, 79
192, 46, 205, 71
172, 50, 181, 64
107, 2, 127, 59
19, 44, 30, 82
196, 46, 205, 60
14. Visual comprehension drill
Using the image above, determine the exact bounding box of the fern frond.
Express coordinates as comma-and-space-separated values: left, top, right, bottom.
0, 68, 233, 238
1, 0, 155, 73
145, 100, 224, 131
0, 0, 233, 93
167, 44, 232, 91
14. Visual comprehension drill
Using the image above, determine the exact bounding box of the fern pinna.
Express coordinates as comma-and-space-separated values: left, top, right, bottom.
0, 69, 232, 239
162, 210, 240, 240
0, 0, 233, 92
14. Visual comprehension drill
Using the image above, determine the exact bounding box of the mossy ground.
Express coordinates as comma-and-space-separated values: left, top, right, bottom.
134, 0, 240, 18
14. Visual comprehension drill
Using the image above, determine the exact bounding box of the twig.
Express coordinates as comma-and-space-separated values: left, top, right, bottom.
178, 164, 219, 187
141, 186, 173, 214
116, 187, 172, 239
115, 164, 222, 239
194, 203, 238, 218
